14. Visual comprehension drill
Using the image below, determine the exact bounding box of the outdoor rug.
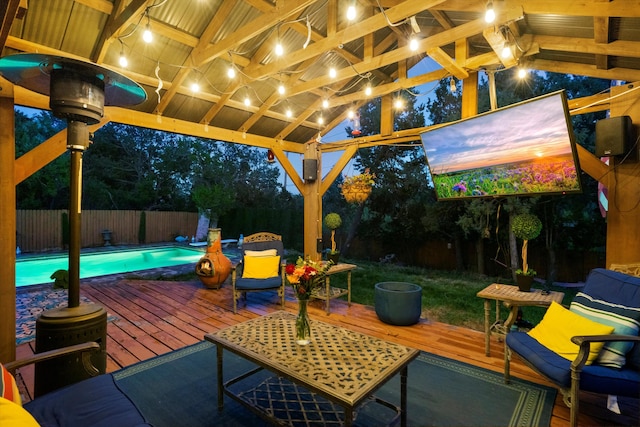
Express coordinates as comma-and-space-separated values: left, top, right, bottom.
113, 341, 557, 427
16, 287, 116, 345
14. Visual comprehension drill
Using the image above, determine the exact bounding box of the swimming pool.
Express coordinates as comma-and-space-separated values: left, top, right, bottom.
16, 246, 205, 287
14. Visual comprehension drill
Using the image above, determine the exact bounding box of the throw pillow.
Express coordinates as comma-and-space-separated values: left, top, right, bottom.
1, 363, 21, 405
570, 292, 640, 368
528, 301, 615, 364
242, 255, 280, 279
0, 397, 40, 426
244, 249, 278, 257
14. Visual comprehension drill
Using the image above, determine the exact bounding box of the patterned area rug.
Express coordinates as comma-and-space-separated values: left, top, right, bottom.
16, 287, 115, 345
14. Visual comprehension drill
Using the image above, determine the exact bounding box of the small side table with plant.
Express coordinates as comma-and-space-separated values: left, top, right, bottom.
511, 213, 543, 292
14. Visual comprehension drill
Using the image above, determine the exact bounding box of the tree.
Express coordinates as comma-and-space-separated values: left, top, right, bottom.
337, 91, 430, 259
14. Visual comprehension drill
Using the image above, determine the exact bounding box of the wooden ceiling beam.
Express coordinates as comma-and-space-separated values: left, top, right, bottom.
0, 0, 21, 51
533, 35, 640, 59
530, 58, 640, 84
92, 0, 149, 63
244, 0, 449, 82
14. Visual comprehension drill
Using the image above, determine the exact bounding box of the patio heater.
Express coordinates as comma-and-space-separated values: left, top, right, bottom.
0, 53, 146, 396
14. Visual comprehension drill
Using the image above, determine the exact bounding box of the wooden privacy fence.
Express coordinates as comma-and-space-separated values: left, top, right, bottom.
16, 210, 198, 253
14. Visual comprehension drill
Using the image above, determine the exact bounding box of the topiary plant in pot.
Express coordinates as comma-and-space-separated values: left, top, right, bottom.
324, 212, 342, 264
511, 213, 542, 291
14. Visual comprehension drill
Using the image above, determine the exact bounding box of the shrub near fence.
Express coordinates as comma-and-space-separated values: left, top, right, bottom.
16, 210, 198, 253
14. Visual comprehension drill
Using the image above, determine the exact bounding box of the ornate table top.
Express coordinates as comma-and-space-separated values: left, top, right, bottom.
476, 283, 564, 306
205, 311, 419, 406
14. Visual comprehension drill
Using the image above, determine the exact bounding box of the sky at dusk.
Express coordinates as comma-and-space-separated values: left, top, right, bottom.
421, 92, 575, 174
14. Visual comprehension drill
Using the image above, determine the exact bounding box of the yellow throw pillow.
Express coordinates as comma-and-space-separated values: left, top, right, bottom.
1, 363, 21, 405
242, 255, 280, 279
0, 397, 40, 426
528, 301, 615, 364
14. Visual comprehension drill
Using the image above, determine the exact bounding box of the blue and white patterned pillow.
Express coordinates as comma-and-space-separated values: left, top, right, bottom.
570, 292, 640, 369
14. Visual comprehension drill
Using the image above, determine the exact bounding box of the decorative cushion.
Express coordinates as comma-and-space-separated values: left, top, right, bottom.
244, 249, 278, 257
1, 363, 20, 405
0, 397, 40, 426
570, 291, 640, 368
528, 301, 615, 364
242, 255, 280, 279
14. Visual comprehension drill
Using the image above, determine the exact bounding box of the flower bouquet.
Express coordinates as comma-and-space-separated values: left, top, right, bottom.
285, 257, 333, 344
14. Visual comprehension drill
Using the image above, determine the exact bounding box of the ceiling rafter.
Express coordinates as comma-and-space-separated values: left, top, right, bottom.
92, 0, 149, 63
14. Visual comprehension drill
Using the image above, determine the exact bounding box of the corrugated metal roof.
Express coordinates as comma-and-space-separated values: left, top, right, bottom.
2, 1, 640, 145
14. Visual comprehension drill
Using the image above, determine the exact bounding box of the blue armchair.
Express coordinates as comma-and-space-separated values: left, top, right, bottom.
505, 268, 640, 427
231, 232, 285, 313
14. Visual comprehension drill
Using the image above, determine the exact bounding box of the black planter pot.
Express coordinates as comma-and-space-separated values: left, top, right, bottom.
516, 274, 534, 292
327, 252, 340, 265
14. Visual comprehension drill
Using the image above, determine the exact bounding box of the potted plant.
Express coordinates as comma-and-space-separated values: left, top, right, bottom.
511, 213, 542, 291
324, 212, 342, 264
340, 169, 375, 204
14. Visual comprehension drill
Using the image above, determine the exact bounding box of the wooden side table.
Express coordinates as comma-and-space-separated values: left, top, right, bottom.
311, 263, 357, 314
476, 284, 564, 356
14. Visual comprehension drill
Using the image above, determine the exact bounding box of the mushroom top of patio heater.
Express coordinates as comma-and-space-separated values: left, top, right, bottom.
0, 53, 146, 123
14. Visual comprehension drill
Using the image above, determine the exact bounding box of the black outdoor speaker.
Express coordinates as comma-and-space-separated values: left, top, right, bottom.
595, 116, 633, 157
303, 159, 317, 181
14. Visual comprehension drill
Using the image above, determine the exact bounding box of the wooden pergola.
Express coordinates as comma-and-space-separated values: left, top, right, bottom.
1, 0, 639, 364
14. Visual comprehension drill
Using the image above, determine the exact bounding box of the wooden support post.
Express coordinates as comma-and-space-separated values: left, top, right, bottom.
381, 94, 393, 136
461, 72, 478, 119
303, 139, 322, 261
0, 78, 16, 363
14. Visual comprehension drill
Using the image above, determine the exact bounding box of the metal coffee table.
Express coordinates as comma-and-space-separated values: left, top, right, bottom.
205, 311, 419, 427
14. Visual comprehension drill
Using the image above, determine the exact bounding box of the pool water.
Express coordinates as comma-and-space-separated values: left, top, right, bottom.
16, 247, 205, 287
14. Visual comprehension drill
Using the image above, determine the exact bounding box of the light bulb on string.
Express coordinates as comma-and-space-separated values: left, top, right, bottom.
501, 44, 511, 59
409, 37, 419, 51
275, 42, 284, 56
317, 116, 324, 125
517, 67, 527, 79
329, 67, 337, 79
286, 108, 292, 118
244, 96, 251, 107
347, 109, 354, 119
322, 99, 329, 109
119, 51, 128, 67
143, 24, 153, 43
278, 83, 285, 95
449, 77, 456, 93
485, 1, 495, 23
227, 66, 236, 79
364, 84, 372, 97
346, 3, 356, 21
394, 97, 404, 110
190, 82, 200, 93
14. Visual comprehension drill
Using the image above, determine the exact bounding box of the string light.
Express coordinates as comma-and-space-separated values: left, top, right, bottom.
275, 42, 284, 56
227, 66, 236, 78
278, 83, 285, 95
119, 47, 128, 67
485, 1, 495, 23
143, 10, 152, 43
394, 97, 404, 109
322, 99, 329, 109
364, 84, 372, 97
329, 67, 337, 78
409, 37, 419, 51
286, 108, 292, 118
501, 43, 512, 59
449, 77, 456, 93
517, 66, 528, 79
244, 96, 251, 107
347, 109, 355, 119
317, 116, 325, 125
346, 2, 356, 21
190, 82, 200, 93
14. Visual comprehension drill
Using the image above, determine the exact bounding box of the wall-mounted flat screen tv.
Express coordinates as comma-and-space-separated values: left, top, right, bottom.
421, 90, 582, 200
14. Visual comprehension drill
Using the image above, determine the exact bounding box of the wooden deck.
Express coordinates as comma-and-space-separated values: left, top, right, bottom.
16, 277, 639, 427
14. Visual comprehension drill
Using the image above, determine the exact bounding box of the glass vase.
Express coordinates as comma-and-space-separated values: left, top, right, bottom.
295, 299, 311, 345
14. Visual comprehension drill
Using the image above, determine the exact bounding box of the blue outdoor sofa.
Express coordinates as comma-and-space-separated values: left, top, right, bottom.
505, 268, 640, 427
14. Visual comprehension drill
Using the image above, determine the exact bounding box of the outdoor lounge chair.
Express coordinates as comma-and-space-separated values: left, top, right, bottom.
505, 268, 640, 427
2, 342, 150, 426
231, 232, 285, 313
